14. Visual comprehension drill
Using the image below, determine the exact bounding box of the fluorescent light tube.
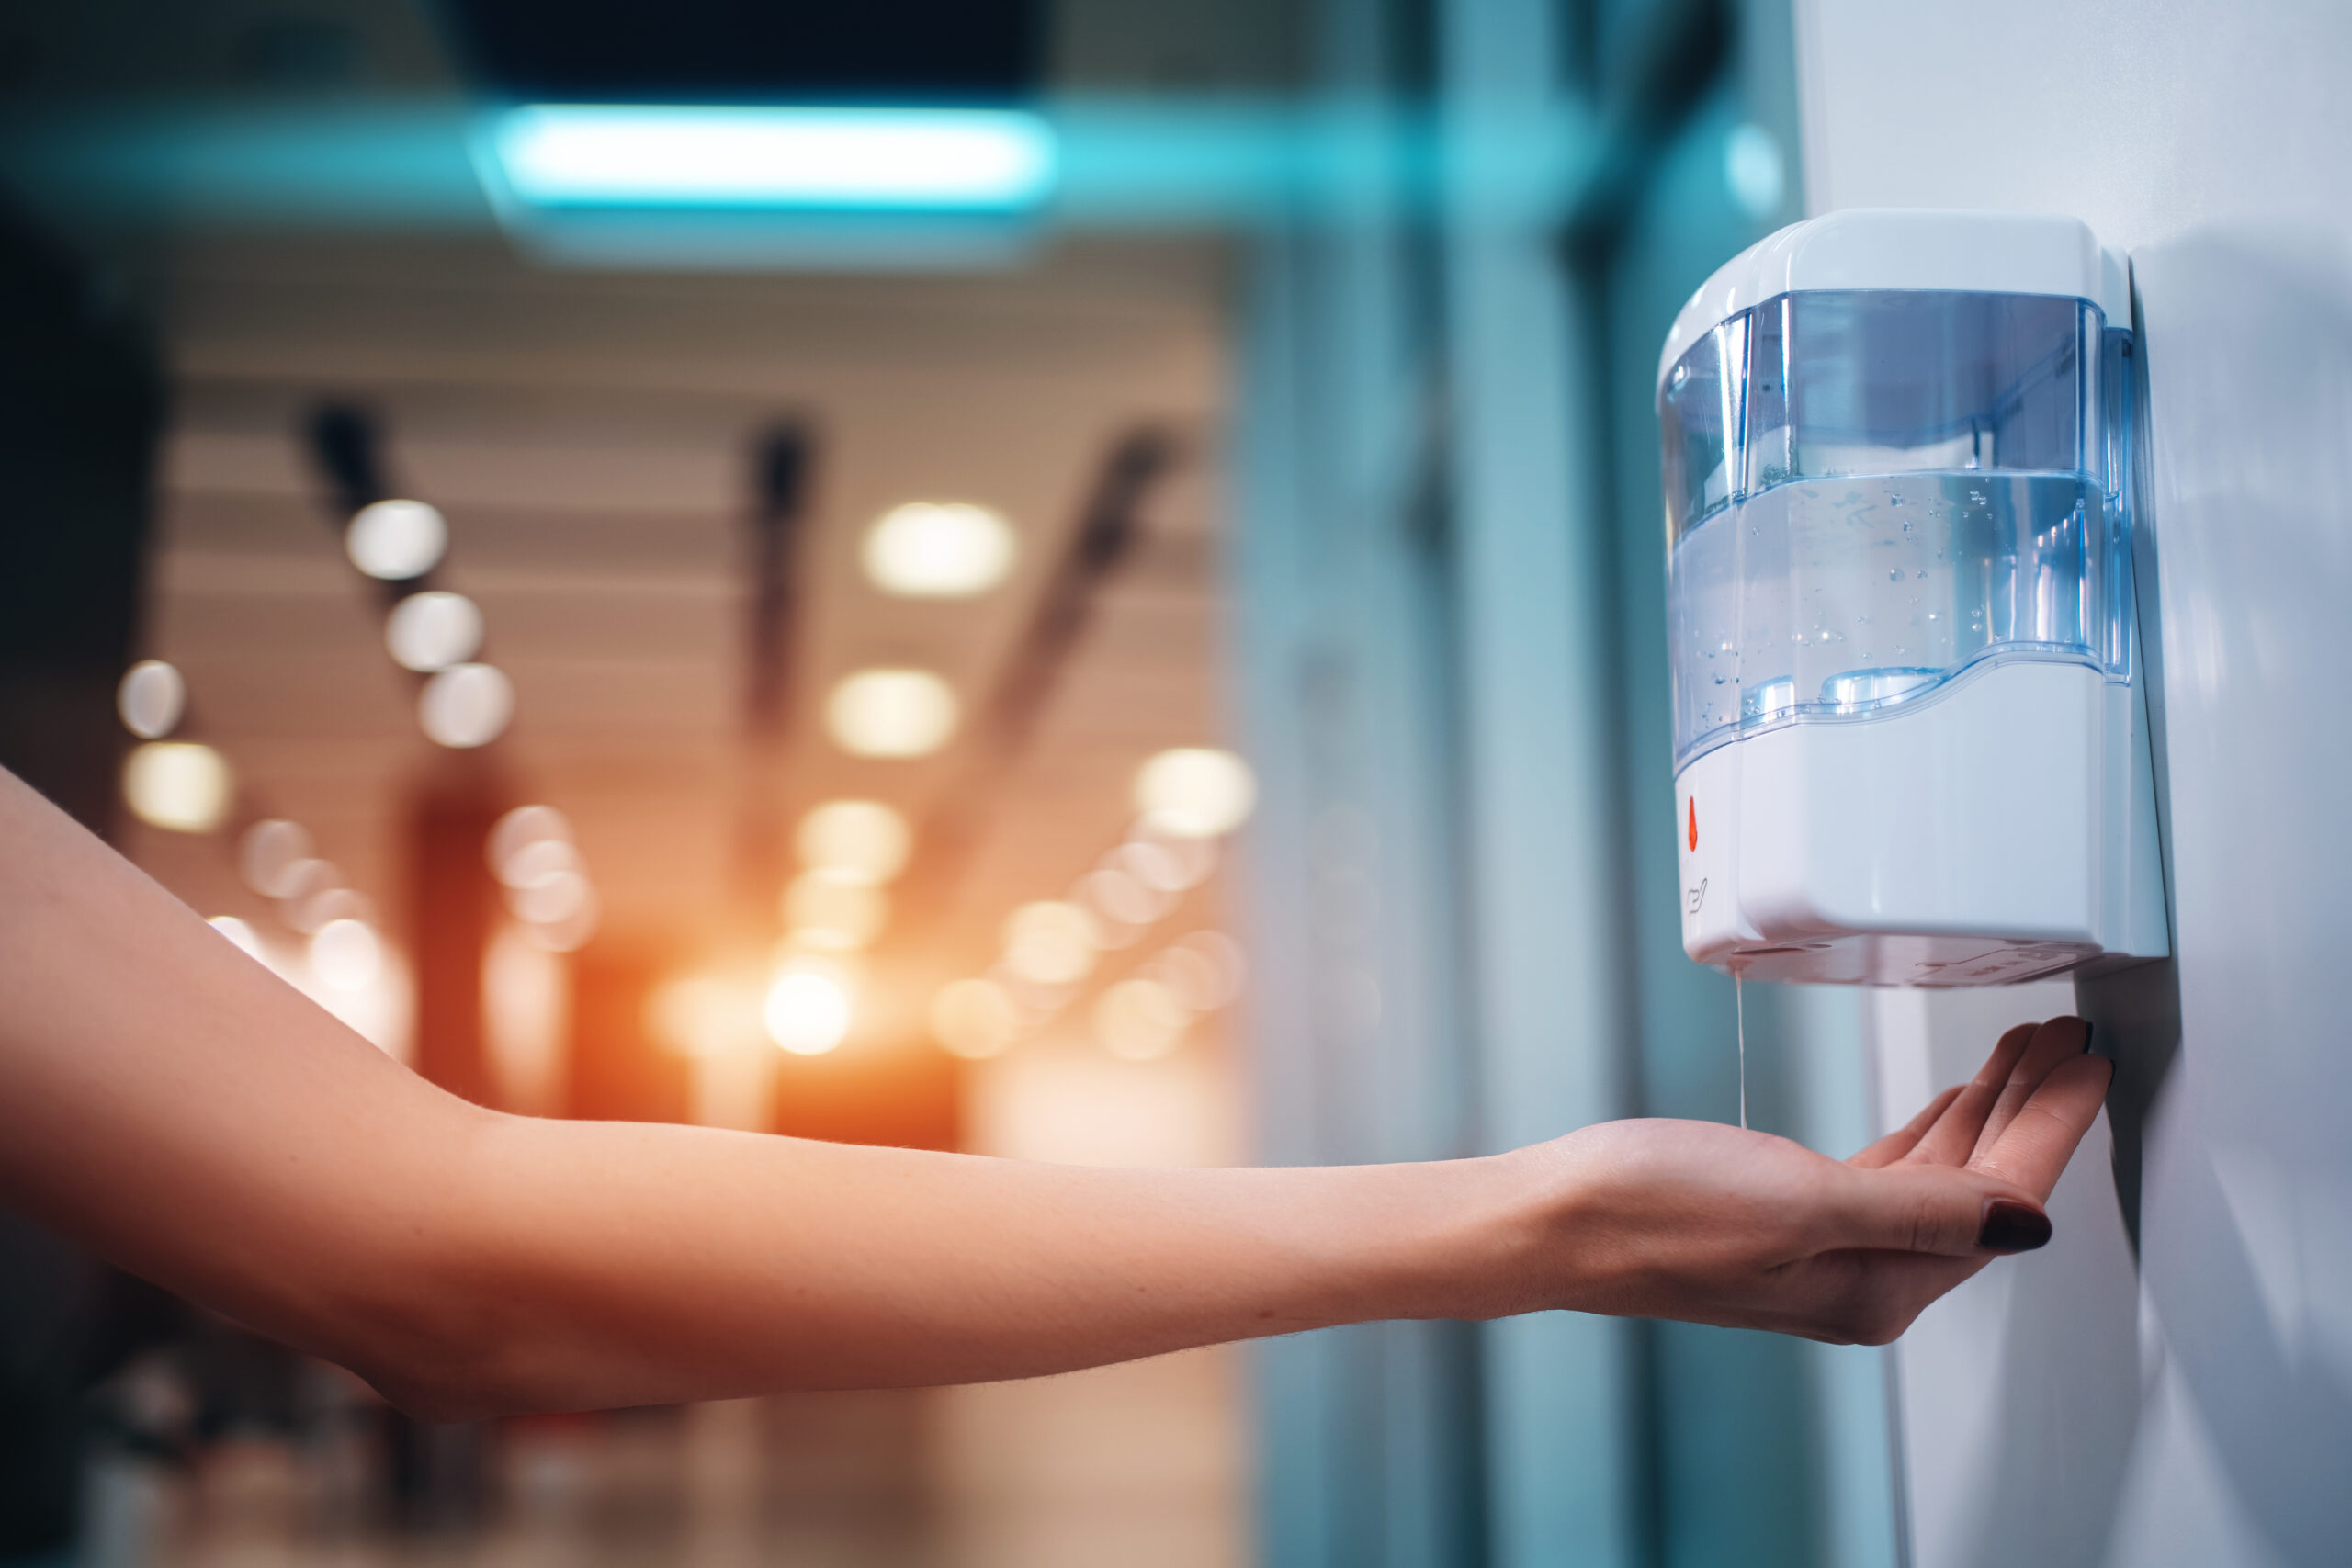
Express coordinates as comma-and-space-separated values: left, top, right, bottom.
492, 105, 1056, 210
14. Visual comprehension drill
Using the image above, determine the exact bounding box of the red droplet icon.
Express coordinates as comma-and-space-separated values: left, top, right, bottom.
1688, 796, 1698, 852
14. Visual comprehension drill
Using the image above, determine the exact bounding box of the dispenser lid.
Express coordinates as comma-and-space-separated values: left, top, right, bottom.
1657, 209, 2130, 389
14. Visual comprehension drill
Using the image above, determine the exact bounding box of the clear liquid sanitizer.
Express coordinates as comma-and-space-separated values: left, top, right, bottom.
1659, 209, 2168, 987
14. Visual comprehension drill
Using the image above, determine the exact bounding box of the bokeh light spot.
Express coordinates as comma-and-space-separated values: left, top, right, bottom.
123, 741, 232, 833
310, 918, 381, 991
1001, 900, 1100, 986
117, 660, 186, 739
345, 499, 447, 581
862, 502, 1017, 598
489, 805, 572, 883
239, 818, 315, 898
207, 915, 264, 959
1147, 931, 1249, 1011
824, 668, 959, 758
931, 977, 1022, 1059
764, 967, 852, 1055
1134, 748, 1256, 839
386, 590, 484, 672
1093, 977, 1192, 1062
419, 663, 514, 749
796, 799, 911, 885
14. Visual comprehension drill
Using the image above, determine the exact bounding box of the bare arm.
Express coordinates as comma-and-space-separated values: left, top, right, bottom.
0, 766, 2109, 1419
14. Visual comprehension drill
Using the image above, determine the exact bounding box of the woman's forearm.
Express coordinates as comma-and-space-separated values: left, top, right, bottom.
382, 1116, 1545, 1417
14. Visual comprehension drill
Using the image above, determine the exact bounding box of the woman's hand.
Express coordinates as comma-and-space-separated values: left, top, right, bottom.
1498, 1017, 2110, 1342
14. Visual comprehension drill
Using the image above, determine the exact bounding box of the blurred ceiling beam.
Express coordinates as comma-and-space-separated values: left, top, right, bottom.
737, 422, 816, 926
884, 425, 1180, 956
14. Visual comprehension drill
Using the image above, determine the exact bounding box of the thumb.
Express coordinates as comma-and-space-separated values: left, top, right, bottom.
1825, 1164, 2052, 1258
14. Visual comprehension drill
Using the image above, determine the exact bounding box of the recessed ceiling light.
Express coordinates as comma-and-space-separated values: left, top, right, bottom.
764, 964, 853, 1055
386, 591, 484, 672
122, 741, 232, 833
1134, 748, 1257, 839
346, 500, 447, 581
825, 668, 959, 758
419, 663, 514, 749
117, 660, 186, 739
862, 502, 1017, 598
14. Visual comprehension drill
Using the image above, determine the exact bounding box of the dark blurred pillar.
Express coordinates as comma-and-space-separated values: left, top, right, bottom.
390, 778, 509, 1525
0, 213, 157, 832
0, 207, 163, 1565
409, 780, 506, 1107
567, 947, 692, 1124
735, 422, 814, 927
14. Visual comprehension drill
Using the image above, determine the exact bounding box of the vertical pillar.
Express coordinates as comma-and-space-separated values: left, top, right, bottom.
0, 207, 162, 1564
1441, 0, 1644, 1562
409, 779, 504, 1107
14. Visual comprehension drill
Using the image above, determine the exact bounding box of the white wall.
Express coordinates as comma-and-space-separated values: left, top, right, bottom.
1795, 4, 2352, 1565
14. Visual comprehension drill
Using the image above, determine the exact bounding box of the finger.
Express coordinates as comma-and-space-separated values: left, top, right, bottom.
1849, 1086, 1963, 1169
1905, 1022, 2041, 1168
1970, 1053, 2114, 1201
1816, 1161, 2053, 1259
1968, 1016, 2092, 1162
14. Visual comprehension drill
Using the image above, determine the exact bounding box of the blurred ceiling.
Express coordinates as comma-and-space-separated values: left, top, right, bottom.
0, 0, 1302, 104
0, 0, 1271, 1064
437, 0, 1045, 101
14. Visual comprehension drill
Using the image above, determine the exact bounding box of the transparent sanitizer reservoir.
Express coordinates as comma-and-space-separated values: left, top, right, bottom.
1660, 212, 2167, 987
1665, 289, 2132, 766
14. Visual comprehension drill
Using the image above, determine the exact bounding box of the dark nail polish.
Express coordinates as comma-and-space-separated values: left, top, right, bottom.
1978, 1200, 2052, 1254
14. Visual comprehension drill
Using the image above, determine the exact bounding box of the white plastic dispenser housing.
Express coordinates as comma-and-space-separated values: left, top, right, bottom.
1658, 209, 2168, 987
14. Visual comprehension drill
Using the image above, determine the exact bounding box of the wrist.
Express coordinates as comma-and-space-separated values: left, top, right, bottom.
1354, 1145, 1591, 1324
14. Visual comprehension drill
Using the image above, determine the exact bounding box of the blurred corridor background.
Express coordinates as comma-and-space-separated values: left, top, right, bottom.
8, 0, 2346, 1565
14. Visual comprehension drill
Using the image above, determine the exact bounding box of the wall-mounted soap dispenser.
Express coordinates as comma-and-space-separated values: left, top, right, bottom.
1658, 209, 2168, 987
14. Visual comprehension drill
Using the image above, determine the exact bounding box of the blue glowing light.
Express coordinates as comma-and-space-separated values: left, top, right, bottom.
490, 106, 1057, 211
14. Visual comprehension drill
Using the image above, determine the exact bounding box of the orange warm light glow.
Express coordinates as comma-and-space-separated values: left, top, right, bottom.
764, 966, 853, 1055
785, 872, 888, 952
648, 973, 762, 1059
931, 976, 1021, 1059
796, 799, 912, 885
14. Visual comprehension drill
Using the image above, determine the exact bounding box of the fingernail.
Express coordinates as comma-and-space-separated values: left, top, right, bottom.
1978, 1200, 2052, 1254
